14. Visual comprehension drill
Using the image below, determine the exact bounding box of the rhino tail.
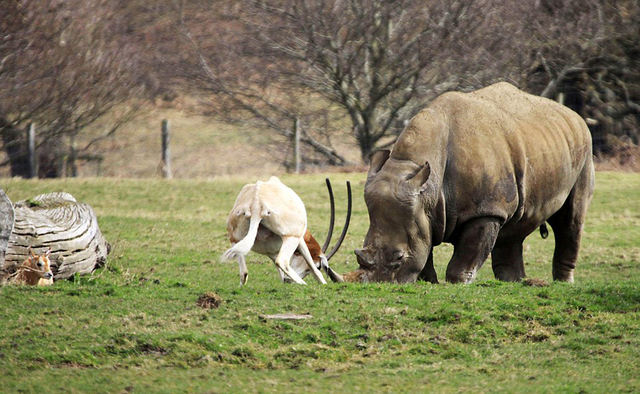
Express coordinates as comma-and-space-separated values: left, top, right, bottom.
539, 223, 549, 239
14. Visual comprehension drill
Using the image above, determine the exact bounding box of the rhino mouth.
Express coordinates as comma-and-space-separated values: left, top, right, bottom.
341, 269, 369, 283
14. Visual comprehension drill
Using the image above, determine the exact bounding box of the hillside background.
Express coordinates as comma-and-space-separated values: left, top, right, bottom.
2, 0, 640, 178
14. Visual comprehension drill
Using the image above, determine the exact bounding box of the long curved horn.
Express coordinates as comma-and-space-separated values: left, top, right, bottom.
321, 178, 335, 254
326, 181, 352, 261
326, 267, 344, 283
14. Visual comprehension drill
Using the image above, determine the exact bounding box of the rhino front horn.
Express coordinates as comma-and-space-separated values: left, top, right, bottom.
354, 248, 374, 268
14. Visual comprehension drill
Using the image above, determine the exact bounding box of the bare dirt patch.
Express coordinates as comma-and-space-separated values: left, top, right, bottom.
196, 292, 223, 309
522, 278, 549, 287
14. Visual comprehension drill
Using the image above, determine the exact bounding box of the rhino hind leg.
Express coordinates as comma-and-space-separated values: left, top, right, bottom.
491, 242, 526, 281
547, 206, 581, 282
547, 163, 594, 282
446, 217, 501, 284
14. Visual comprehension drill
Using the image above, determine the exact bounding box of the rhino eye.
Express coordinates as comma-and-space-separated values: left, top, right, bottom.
391, 250, 404, 262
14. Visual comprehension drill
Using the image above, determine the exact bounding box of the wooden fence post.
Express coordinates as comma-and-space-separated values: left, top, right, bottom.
0, 189, 14, 270
294, 117, 301, 174
26, 123, 37, 179
161, 119, 172, 179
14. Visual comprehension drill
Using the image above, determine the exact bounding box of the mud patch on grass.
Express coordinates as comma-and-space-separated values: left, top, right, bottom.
523, 278, 549, 287
197, 292, 223, 309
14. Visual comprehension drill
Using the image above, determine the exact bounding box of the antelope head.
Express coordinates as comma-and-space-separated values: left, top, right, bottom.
288, 179, 352, 283
22, 247, 54, 283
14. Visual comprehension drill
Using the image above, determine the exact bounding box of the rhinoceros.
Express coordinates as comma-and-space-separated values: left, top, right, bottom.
348, 82, 594, 284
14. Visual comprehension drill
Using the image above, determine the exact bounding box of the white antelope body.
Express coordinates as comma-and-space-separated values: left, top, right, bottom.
222, 176, 350, 285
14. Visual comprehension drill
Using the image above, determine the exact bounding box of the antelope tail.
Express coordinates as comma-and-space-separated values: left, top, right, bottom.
221, 214, 262, 262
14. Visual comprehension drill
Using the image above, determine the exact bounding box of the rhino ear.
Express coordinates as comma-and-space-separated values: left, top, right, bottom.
407, 161, 431, 193
366, 150, 391, 184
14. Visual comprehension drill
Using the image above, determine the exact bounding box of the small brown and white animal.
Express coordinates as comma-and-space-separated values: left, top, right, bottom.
16, 248, 54, 286
222, 176, 350, 285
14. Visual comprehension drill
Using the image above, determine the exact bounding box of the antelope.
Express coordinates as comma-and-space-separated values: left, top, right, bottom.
16, 248, 54, 286
222, 177, 351, 285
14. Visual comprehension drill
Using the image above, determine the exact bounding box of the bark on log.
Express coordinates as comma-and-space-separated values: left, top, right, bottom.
0, 190, 14, 270
2, 192, 110, 281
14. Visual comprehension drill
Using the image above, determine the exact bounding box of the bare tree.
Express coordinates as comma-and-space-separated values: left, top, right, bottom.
6, 0, 634, 176
159, 0, 512, 163
0, 0, 149, 177
509, 0, 640, 152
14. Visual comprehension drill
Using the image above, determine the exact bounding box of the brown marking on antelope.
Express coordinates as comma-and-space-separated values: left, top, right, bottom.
293, 231, 322, 261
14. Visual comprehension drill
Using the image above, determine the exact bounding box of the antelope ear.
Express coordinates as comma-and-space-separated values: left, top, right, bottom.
366, 150, 391, 184
45, 248, 51, 257
407, 161, 431, 193
29, 247, 36, 257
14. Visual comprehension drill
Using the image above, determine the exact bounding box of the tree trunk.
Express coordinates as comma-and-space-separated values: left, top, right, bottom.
38, 135, 66, 178
357, 131, 375, 163
68, 133, 78, 177
0, 118, 30, 178
1, 192, 110, 282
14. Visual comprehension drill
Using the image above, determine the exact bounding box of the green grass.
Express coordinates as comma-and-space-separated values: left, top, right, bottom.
1, 172, 639, 393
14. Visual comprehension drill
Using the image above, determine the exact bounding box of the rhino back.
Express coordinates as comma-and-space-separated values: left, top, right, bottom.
393, 82, 592, 240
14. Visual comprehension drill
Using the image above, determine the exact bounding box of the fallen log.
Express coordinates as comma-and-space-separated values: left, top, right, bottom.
1, 192, 110, 282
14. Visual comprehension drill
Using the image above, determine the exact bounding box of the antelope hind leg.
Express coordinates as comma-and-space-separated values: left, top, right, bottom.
236, 254, 249, 285
274, 237, 307, 285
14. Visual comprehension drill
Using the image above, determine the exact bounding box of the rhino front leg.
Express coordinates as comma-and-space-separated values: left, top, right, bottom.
491, 242, 526, 281
446, 217, 501, 284
417, 250, 438, 284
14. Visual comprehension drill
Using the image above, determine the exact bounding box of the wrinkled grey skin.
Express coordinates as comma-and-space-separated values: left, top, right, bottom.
351, 83, 595, 284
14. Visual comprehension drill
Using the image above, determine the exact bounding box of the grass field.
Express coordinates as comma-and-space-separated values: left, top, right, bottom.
1, 172, 639, 393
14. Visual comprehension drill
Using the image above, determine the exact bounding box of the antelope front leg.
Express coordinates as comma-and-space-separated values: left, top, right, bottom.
275, 236, 307, 285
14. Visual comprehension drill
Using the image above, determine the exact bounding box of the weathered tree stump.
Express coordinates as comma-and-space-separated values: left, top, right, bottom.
1, 192, 110, 282
0, 190, 14, 270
